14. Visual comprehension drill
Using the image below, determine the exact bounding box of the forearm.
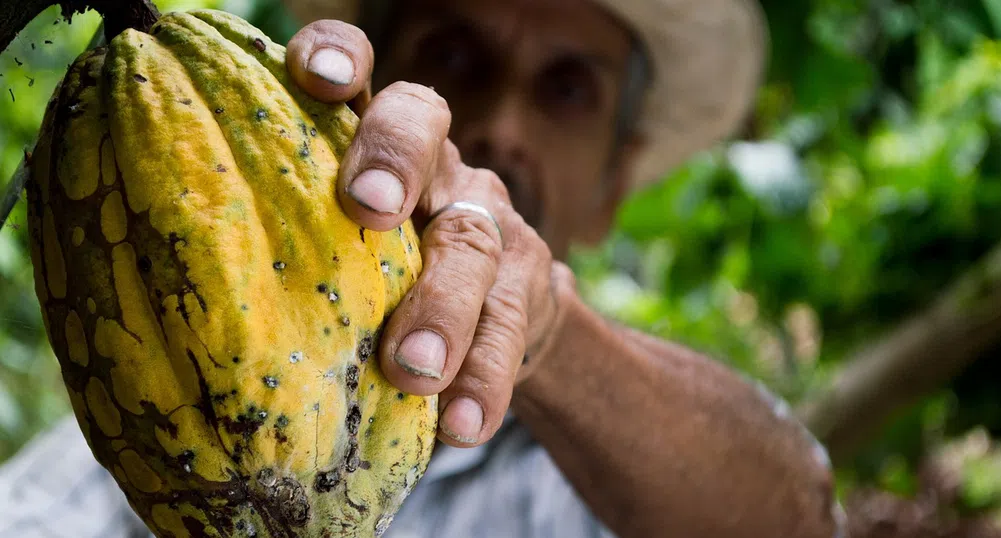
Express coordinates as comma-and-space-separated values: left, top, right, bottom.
511, 290, 843, 538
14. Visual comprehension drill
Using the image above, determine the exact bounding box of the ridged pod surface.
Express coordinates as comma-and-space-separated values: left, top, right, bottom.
25, 9, 437, 538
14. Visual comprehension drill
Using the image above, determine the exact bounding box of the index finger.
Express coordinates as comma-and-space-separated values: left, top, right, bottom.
286, 19, 374, 103
337, 82, 453, 231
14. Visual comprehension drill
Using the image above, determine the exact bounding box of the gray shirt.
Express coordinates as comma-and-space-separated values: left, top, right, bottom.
0, 415, 614, 538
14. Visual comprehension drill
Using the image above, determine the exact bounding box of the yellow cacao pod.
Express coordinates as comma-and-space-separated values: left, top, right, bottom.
25, 8, 437, 537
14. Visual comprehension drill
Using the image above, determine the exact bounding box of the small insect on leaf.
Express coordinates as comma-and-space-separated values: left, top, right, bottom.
44, 40, 53, 45
26, 76, 34, 87
14, 57, 22, 66
8, 88, 14, 102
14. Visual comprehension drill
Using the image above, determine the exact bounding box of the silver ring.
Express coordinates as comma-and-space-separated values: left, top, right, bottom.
428, 201, 503, 245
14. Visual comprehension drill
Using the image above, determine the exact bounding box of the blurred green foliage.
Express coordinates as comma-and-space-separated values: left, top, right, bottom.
2, 0, 1001, 518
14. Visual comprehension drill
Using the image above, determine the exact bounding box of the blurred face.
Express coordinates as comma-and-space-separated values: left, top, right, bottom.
373, 0, 645, 259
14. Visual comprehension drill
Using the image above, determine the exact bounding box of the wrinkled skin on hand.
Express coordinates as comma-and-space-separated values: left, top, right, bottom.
286, 18, 574, 449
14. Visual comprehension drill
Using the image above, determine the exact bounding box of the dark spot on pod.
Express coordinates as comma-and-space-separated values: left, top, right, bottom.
357, 335, 374, 362
137, 255, 152, 273
310, 127, 317, 137
66, 100, 84, 117
317, 283, 328, 293
133, 73, 147, 83
341, 316, 351, 327
396, 392, 405, 400
345, 365, 359, 391
279, 167, 289, 174
262, 376, 279, 389
215, 107, 224, 114
359, 461, 371, 470
299, 142, 310, 158
368, 417, 375, 424
178, 450, 195, 472
178, 97, 193, 105
359, 228, 366, 242
231, 389, 238, 395
180, 188, 190, 198
265, 477, 310, 526
332, 255, 340, 262
313, 402, 320, 411
216, 164, 227, 173
397, 268, 405, 276
253, 37, 266, 52
273, 261, 285, 271
345, 440, 360, 472
407, 243, 414, 253
258, 410, 268, 420
314, 470, 340, 493
256, 108, 268, 120
390, 439, 399, 447
380, 261, 390, 274
276, 415, 289, 428
155, 289, 163, 299
522, 354, 529, 365
346, 404, 361, 434
323, 327, 331, 336
181, 515, 209, 535
257, 468, 276, 487
241, 304, 249, 311
300, 123, 309, 137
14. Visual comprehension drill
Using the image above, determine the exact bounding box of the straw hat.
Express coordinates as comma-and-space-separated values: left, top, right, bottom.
282, 0, 768, 186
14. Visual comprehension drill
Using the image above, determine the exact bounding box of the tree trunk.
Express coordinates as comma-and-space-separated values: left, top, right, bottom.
797, 243, 1001, 464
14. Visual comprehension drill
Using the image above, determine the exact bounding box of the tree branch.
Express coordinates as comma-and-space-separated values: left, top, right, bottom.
797, 243, 1001, 464
1, 0, 159, 55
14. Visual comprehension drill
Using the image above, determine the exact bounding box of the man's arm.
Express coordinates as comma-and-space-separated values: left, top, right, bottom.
513, 285, 844, 538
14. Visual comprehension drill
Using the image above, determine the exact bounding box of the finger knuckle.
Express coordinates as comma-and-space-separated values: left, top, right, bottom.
385, 82, 452, 123
307, 19, 366, 41
470, 167, 510, 201
426, 211, 503, 265
485, 286, 529, 336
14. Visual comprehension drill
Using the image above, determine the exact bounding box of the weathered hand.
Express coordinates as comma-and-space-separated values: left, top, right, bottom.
287, 21, 573, 447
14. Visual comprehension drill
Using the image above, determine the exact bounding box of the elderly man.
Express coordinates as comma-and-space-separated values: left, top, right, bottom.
0, 0, 845, 537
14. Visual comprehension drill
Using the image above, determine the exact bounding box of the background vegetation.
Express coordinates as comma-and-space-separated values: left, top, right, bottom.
3, 0, 1001, 534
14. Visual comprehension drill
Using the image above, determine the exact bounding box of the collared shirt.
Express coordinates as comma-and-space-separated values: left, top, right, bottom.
0, 414, 615, 538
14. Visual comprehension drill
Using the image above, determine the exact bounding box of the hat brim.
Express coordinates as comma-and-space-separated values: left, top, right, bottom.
283, 0, 768, 187
593, 0, 767, 186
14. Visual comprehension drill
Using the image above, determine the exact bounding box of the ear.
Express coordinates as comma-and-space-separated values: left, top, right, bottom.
576, 134, 649, 245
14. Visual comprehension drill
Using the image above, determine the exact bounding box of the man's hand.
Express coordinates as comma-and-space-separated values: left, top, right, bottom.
286, 20, 572, 448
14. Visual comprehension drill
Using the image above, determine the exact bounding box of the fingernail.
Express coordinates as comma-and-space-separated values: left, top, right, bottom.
441, 397, 483, 444
394, 330, 446, 379
349, 169, 405, 214
308, 48, 355, 85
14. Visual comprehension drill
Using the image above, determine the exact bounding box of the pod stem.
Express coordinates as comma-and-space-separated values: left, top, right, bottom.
1, 0, 160, 55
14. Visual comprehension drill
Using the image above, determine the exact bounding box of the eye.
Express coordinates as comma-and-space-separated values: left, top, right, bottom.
414, 26, 483, 80
536, 58, 600, 114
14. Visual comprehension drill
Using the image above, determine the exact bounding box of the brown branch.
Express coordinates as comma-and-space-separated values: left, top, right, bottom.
796, 243, 1001, 464
1, 0, 159, 56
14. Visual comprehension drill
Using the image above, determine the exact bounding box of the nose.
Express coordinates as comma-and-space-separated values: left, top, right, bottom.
454, 95, 543, 227
455, 94, 529, 170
